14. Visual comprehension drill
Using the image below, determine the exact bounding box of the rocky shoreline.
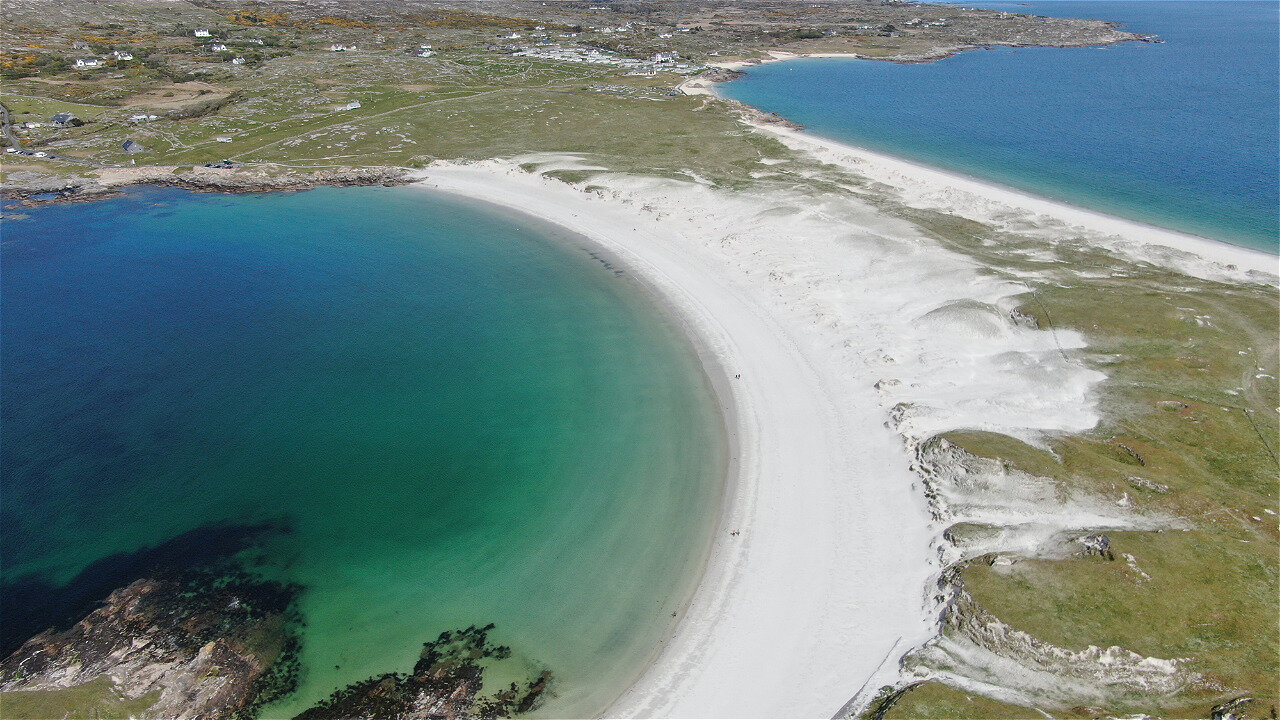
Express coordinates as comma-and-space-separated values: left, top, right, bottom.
296, 624, 552, 720
0, 569, 551, 720
0, 569, 304, 720
1, 165, 411, 207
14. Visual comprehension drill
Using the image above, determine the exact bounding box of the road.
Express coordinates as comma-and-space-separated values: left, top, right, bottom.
1, 102, 24, 151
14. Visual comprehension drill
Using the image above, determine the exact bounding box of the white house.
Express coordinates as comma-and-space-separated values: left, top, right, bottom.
416, 48, 436, 58
329, 44, 354, 52
194, 29, 211, 37
245, 38, 264, 45
231, 56, 246, 65
215, 136, 233, 142
209, 43, 228, 52
112, 50, 134, 60
74, 58, 103, 68
343, 100, 362, 110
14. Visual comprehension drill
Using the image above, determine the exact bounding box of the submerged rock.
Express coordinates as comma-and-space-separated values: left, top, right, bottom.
295, 623, 552, 720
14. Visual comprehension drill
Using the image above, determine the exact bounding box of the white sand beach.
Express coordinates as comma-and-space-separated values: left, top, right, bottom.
685, 66, 1276, 280
414, 115, 1274, 718
759, 124, 1278, 281
418, 162, 939, 718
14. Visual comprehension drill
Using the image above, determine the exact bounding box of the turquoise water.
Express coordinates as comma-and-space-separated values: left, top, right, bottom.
0, 186, 724, 717
720, 1, 1279, 252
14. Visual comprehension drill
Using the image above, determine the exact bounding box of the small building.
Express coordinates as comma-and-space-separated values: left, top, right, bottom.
112, 50, 134, 61
194, 29, 211, 37
416, 48, 436, 58
245, 38, 265, 45
343, 100, 362, 110
215, 136, 233, 143
50, 112, 82, 128
209, 43, 228, 52
122, 139, 148, 153
74, 58, 103, 68
231, 56, 246, 65
129, 113, 159, 122
329, 44, 353, 52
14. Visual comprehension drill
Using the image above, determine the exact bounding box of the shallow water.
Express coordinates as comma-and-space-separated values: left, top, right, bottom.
0, 186, 724, 717
720, 1, 1279, 252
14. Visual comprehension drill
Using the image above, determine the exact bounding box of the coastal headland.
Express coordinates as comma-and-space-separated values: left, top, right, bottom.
2, 0, 1276, 718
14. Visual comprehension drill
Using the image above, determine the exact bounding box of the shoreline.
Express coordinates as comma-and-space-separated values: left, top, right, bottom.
412, 111, 1273, 713
423, 187, 745, 719
684, 63, 1277, 280
758, 121, 1278, 280
0, 164, 410, 206
6, 76, 1273, 716
414, 161, 952, 718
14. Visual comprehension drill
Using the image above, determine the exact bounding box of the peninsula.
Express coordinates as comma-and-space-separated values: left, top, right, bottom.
1, 1, 1275, 719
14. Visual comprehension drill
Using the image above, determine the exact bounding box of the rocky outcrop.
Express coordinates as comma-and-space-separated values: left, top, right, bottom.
1, 165, 410, 205
0, 570, 302, 720
295, 624, 551, 720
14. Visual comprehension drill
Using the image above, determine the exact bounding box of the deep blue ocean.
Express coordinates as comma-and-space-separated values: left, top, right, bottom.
720, 1, 1280, 252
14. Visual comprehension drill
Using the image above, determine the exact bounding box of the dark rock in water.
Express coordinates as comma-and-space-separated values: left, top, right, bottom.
0, 520, 289, 657
701, 67, 745, 83
295, 623, 552, 720
0, 568, 303, 720
1, 520, 545, 720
